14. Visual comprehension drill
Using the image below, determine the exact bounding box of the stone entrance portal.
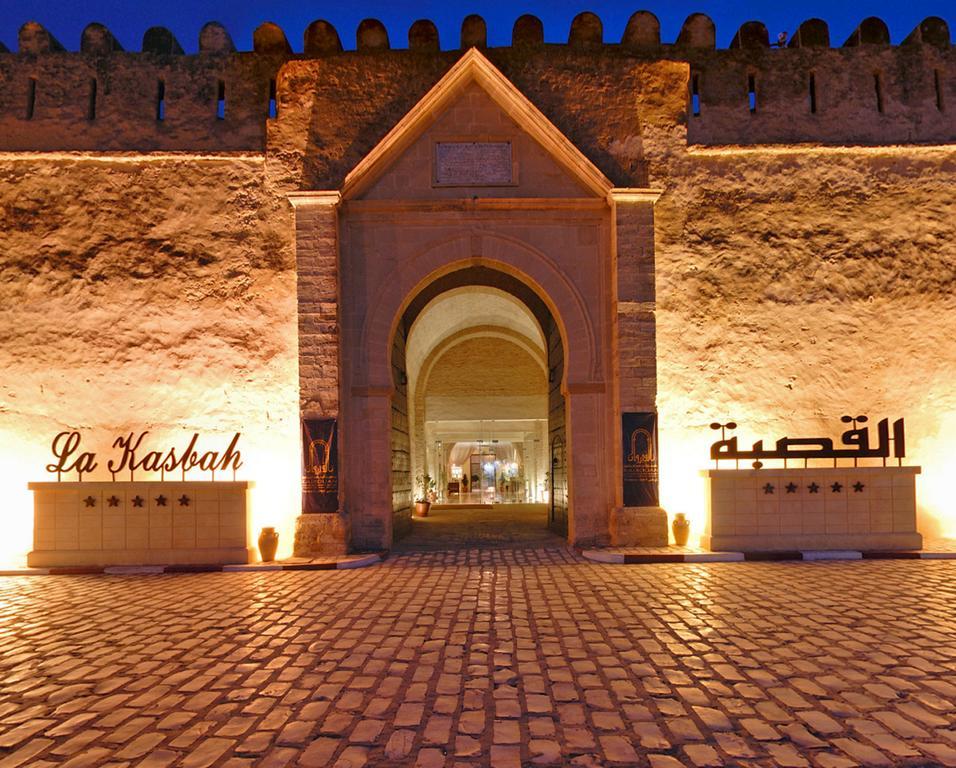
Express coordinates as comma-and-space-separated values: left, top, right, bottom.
389, 269, 564, 544
290, 49, 668, 555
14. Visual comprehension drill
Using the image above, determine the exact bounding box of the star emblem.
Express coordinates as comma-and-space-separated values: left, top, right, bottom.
853, 482, 865, 493
178, 495, 190, 507
831, 482, 843, 493
155, 495, 167, 507
808, 483, 820, 494
762, 483, 774, 495
785, 483, 798, 494
83, 496, 96, 508
132, 496, 144, 508
107, 496, 120, 507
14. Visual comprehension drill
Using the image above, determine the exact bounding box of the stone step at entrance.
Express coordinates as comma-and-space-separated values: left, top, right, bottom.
392, 503, 566, 552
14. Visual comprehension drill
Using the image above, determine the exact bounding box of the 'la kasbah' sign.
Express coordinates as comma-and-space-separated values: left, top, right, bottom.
47, 431, 243, 481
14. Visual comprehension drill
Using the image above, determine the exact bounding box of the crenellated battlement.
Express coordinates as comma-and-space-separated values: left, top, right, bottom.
0, 13, 952, 152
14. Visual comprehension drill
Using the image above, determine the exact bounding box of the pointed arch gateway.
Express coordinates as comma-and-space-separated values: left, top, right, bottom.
388, 264, 564, 542
289, 48, 668, 553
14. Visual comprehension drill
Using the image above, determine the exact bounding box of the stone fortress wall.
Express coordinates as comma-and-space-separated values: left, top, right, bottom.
0, 11, 954, 559
0, 12, 953, 152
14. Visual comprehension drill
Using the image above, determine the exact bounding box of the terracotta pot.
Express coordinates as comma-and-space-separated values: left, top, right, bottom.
258, 527, 279, 561
414, 501, 431, 518
671, 513, 690, 547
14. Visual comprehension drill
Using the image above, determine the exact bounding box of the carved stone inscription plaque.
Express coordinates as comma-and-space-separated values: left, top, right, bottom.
435, 141, 513, 186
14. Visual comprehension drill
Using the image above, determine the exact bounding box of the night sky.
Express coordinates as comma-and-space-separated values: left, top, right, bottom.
2, 0, 953, 54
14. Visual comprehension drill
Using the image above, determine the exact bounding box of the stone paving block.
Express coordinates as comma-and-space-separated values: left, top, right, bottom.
454, 733, 482, 757
684, 743, 723, 766
796, 710, 843, 734
633, 721, 670, 749
396, 703, 425, 727
815, 755, 859, 768
415, 747, 446, 767
134, 749, 180, 768
649, 755, 686, 768
348, 718, 383, 744
493, 719, 520, 744
384, 728, 415, 759
298, 736, 340, 767
899, 701, 950, 727
866, 731, 921, 757
740, 717, 781, 741
333, 745, 368, 768
919, 742, 956, 766
0, 719, 55, 748
45, 713, 97, 738
591, 711, 624, 731
490, 743, 521, 768
59, 747, 112, 768
780, 722, 827, 748
765, 743, 810, 767
692, 705, 733, 731
666, 716, 705, 742
563, 726, 597, 752
529, 738, 560, 763
713, 732, 758, 758
50, 730, 104, 756
114, 732, 166, 759
832, 737, 893, 766
599, 734, 639, 763
0, 736, 54, 768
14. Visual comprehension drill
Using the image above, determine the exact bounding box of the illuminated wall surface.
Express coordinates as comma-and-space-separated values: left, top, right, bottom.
0, 158, 300, 564
654, 146, 956, 542
1, 30, 954, 560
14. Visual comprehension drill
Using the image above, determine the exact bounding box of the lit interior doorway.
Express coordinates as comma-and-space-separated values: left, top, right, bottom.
389, 267, 567, 548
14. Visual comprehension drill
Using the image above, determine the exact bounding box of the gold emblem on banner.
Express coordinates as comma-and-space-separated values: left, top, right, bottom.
624, 427, 657, 482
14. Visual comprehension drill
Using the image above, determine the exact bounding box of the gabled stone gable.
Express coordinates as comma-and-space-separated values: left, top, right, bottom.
360, 82, 591, 200
267, 50, 688, 191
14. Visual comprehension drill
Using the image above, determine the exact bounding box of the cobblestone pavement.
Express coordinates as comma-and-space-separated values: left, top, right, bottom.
2, 551, 956, 767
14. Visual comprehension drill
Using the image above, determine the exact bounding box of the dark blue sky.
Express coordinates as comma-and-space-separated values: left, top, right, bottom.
2, 0, 952, 53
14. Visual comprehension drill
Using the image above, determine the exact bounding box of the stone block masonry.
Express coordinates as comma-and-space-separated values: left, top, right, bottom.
292, 196, 340, 417
703, 467, 922, 551
0, 14, 952, 155
27, 481, 254, 566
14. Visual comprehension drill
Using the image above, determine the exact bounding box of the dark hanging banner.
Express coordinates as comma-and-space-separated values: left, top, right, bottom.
622, 412, 660, 507
302, 418, 339, 513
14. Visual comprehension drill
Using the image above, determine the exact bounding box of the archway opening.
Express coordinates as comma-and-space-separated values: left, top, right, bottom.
388, 267, 568, 549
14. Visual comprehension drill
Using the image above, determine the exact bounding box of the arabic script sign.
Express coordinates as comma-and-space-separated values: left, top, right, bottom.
435, 141, 513, 186
47, 431, 243, 481
710, 415, 905, 469
622, 412, 660, 506
302, 418, 338, 513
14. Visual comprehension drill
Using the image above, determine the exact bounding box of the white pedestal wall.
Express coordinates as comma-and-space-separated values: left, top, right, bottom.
702, 467, 922, 551
28, 481, 254, 567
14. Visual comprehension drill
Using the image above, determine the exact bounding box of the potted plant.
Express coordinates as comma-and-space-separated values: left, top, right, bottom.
414, 473, 435, 517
